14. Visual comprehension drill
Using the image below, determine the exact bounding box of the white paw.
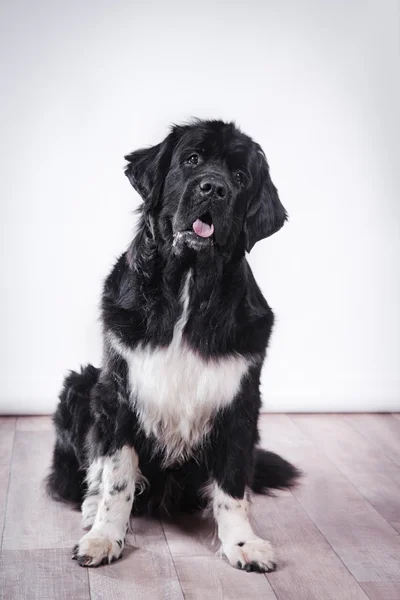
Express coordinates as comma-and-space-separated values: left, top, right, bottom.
72, 528, 124, 567
224, 537, 276, 573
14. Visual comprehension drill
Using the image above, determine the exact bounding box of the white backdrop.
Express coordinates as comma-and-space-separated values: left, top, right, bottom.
1, 0, 399, 414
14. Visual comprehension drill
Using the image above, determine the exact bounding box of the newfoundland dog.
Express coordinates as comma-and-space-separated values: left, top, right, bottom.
47, 119, 300, 573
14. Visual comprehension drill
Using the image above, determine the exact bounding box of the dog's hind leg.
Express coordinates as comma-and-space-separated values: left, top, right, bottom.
46, 365, 99, 504
73, 445, 139, 567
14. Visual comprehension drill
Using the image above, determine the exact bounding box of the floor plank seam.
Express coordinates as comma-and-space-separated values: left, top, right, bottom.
281, 487, 369, 599
0, 420, 16, 550
288, 415, 400, 538
87, 565, 92, 600
343, 414, 400, 469
262, 573, 279, 599
159, 518, 186, 600
359, 586, 374, 600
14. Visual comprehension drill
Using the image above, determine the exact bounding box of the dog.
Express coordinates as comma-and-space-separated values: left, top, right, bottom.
47, 119, 300, 573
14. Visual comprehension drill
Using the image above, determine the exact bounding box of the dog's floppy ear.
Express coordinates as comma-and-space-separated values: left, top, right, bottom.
124, 130, 178, 209
244, 149, 288, 252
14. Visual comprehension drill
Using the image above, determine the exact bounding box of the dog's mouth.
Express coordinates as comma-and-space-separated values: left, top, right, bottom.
172, 212, 214, 254
192, 212, 214, 238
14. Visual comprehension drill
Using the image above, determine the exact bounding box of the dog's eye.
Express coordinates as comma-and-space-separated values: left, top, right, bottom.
234, 172, 243, 184
187, 154, 199, 165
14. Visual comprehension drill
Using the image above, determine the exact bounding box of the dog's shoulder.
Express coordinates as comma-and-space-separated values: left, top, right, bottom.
241, 259, 273, 319
233, 258, 275, 355
101, 251, 148, 344
103, 252, 131, 302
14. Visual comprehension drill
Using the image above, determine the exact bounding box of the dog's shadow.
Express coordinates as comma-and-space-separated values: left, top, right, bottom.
127, 511, 218, 557
164, 512, 218, 553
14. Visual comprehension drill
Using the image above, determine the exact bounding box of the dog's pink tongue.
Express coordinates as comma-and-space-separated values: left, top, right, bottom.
192, 219, 214, 238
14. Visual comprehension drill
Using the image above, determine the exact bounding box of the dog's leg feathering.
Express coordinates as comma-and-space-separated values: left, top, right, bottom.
73, 446, 138, 567
81, 457, 104, 529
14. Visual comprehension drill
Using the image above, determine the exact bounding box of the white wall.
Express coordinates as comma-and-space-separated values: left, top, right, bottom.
1, 0, 399, 414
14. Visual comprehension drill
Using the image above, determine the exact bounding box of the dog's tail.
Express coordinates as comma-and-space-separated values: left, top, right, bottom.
46, 364, 100, 505
251, 448, 301, 494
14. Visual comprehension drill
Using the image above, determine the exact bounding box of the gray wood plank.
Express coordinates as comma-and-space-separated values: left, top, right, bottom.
163, 492, 368, 599
253, 432, 370, 600
89, 515, 184, 600
16, 416, 53, 431
2, 430, 83, 550
173, 555, 278, 600
345, 413, 400, 468
293, 414, 400, 533
361, 582, 400, 600
2, 414, 399, 600
0, 418, 16, 461
162, 513, 278, 598
0, 417, 16, 549
161, 513, 217, 557
0, 417, 17, 426
260, 415, 400, 595
252, 491, 369, 600
291, 414, 400, 531
0, 548, 89, 600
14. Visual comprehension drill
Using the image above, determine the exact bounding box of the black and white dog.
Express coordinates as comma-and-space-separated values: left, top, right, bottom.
47, 119, 300, 573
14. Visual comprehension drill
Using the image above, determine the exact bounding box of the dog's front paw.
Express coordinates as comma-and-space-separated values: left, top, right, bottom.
224, 537, 276, 573
72, 528, 124, 567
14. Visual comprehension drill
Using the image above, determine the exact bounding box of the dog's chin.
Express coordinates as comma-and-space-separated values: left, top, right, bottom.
172, 231, 213, 255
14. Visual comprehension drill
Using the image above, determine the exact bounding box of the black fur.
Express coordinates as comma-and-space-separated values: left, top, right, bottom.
46, 364, 100, 505
252, 449, 301, 494
47, 119, 299, 517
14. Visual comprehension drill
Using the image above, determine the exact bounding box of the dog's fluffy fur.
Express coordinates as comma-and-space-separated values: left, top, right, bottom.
47, 119, 300, 572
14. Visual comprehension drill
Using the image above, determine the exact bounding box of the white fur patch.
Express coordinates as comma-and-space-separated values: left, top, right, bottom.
75, 446, 138, 567
109, 271, 253, 466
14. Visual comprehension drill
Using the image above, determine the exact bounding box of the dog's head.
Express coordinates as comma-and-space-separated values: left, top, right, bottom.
125, 120, 287, 255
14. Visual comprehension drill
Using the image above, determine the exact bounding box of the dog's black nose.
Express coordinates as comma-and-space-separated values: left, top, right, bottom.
199, 177, 227, 198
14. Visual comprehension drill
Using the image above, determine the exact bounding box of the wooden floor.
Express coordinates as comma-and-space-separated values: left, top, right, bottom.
1, 414, 400, 600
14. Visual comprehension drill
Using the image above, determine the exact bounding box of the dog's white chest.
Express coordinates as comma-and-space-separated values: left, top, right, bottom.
110, 273, 251, 464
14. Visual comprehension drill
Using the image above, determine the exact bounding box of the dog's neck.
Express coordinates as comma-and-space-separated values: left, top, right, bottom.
112, 213, 251, 353
128, 211, 245, 278
125, 212, 247, 315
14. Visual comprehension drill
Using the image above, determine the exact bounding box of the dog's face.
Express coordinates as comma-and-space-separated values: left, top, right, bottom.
125, 120, 287, 255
